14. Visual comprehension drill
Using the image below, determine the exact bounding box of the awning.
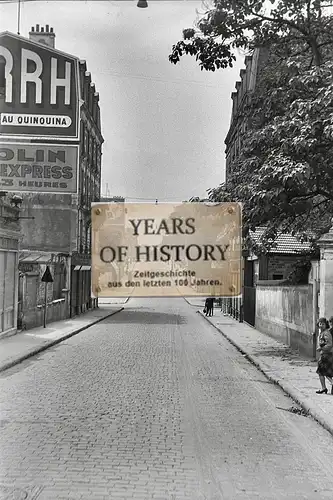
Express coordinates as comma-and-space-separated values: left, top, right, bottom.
19, 251, 53, 264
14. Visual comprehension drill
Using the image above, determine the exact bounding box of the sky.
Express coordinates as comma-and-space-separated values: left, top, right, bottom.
0, 0, 245, 202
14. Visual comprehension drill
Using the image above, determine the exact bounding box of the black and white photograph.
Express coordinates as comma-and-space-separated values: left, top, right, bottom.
2, 1, 333, 498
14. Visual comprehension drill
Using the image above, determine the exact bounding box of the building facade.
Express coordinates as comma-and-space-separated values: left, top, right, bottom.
71, 59, 103, 317
0, 194, 20, 338
0, 25, 103, 328
224, 47, 268, 181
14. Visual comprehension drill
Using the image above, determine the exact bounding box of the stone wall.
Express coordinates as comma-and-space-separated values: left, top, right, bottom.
266, 255, 299, 280
255, 284, 316, 358
18, 256, 70, 330
22, 298, 68, 330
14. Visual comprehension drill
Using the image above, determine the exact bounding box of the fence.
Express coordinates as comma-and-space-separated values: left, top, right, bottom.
219, 296, 243, 322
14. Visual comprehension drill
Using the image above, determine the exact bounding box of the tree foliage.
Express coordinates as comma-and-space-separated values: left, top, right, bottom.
209, 56, 333, 250
169, 0, 333, 70
170, 1, 333, 252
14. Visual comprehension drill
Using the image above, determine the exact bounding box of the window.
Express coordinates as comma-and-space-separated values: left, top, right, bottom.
80, 122, 85, 153
86, 226, 91, 254
89, 137, 93, 162
80, 167, 85, 205
272, 274, 284, 280
79, 214, 84, 253
84, 129, 88, 155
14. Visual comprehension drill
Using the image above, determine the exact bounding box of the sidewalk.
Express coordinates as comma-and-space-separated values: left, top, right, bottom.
0, 304, 125, 373
184, 297, 333, 437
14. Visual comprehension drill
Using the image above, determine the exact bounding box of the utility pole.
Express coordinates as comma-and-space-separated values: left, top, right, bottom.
17, 0, 21, 35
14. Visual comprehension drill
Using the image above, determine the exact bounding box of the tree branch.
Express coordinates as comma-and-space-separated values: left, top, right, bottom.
249, 10, 309, 36
307, 0, 312, 30
288, 191, 321, 203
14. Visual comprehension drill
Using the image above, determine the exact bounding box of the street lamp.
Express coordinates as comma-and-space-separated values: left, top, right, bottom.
137, 0, 148, 7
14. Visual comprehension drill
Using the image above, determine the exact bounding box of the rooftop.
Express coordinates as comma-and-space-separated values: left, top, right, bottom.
249, 228, 313, 254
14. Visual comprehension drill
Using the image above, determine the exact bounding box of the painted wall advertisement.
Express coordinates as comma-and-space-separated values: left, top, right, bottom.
0, 143, 78, 193
0, 32, 79, 139
91, 202, 242, 298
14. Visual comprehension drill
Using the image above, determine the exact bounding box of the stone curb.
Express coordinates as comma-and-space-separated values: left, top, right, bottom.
182, 297, 205, 307
98, 297, 130, 304
0, 307, 124, 374
199, 311, 333, 438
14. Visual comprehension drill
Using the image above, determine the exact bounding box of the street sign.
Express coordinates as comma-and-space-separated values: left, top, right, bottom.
41, 266, 53, 283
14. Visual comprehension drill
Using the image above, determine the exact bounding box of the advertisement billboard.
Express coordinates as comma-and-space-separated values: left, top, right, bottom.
0, 143, 78, 193
91, 202, 242, 298
0, 32, 79, 140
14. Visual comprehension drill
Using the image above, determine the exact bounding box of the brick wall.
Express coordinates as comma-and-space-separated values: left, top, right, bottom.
267, 255, 300, 280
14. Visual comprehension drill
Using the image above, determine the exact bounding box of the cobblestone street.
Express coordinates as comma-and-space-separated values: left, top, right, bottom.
1, 298, 333, 499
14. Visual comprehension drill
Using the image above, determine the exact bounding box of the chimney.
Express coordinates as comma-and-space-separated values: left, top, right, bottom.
29, 24, 56, 48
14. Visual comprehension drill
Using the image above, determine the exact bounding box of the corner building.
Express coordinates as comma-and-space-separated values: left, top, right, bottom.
0, 25, 104, 328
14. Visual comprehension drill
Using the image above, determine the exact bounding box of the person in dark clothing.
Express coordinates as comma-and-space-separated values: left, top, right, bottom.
204, 297, 214, 317
316, 317, 333, 394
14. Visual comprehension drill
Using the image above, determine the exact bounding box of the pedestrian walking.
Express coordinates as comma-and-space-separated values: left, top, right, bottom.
204, 297, 214, 317
204, 298, 209, 316
316, 317, 333, 394
208, 297, 214, 317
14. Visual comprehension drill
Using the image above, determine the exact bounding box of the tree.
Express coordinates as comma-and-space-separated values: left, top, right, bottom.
169, 1, 333, 252
209, 55, 333, 252
169, 1, 333, 71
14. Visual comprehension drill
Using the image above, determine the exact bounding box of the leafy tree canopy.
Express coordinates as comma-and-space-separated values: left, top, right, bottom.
169, 0, 333, 70
170, 1, 333, 253
209, 56, 333, 252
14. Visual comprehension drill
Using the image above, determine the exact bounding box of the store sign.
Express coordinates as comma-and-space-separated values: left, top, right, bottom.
0, 143, 78, 193
91, 202, 242, 298
0, 32, 79, 139
1, 114, 72, 127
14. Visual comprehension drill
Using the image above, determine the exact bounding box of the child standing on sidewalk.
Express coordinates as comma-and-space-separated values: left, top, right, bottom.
316, 317, 333, 394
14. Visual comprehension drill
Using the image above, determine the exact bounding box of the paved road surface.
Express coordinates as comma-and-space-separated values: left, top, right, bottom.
1, 298, 333, 499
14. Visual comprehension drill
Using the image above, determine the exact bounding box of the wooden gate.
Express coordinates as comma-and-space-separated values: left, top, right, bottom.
243, 286, 256, 326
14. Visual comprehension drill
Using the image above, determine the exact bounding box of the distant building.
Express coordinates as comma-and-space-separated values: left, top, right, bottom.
0, 25, 104, 329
